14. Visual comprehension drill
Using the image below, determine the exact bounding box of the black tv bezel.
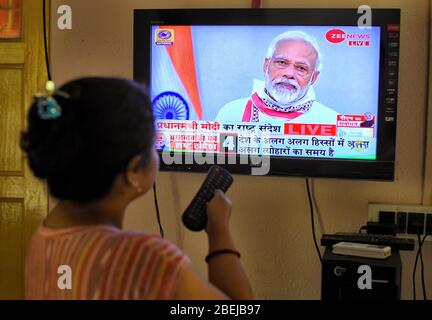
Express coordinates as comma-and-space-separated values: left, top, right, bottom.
134, 8, 400, 180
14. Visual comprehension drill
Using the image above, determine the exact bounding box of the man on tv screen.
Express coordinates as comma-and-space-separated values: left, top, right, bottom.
216, 31, 339, 123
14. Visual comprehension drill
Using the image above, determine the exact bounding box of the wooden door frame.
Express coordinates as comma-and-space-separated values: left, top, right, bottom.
0, 0, 49, 299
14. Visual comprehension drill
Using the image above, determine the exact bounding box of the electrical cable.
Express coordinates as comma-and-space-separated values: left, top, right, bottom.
153, 184, 164, 238
306, 178, 322, 263
413, 233, 420, 300
42, 0, 52, 81
413, 233, 428, 300
419, 234, 428, 300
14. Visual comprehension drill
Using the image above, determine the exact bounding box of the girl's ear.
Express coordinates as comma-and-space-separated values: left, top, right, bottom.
125, 155, 144, 186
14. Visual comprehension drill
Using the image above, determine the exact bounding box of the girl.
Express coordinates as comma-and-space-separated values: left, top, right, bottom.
21, 77, 253, 300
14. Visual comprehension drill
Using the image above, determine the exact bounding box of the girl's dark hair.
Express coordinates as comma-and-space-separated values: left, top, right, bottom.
20, 77, 155, 203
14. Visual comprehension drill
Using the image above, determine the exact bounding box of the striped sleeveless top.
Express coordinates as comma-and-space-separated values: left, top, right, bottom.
25, 224, 190, 300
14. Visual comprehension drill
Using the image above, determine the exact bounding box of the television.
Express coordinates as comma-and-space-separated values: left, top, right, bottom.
134, 8, 400, 180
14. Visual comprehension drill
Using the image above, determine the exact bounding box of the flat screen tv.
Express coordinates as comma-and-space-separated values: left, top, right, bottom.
134, 8, 400, 179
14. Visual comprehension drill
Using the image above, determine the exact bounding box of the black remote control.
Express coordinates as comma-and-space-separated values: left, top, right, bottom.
182, 166, 234, 232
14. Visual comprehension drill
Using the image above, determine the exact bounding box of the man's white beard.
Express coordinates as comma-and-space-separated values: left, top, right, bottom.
264, 73, 311, 106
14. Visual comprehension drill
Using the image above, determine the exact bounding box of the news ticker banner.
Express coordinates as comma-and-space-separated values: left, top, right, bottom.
155, 115, 376, 160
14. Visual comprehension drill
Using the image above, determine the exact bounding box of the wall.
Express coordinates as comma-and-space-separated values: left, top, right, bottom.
50, 0, 431, 299
424, 0, 432, 205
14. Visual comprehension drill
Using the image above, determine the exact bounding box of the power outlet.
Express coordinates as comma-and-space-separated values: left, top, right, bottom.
368, 203, 432, 239
396, 212, 407, 233
407, 213, 425, 234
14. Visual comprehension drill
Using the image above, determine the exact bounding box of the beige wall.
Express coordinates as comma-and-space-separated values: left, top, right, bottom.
50, 0, 431, 299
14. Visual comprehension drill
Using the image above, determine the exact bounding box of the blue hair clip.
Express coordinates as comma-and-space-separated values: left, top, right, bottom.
35, 81, 68, 120
37, 97, 62, 120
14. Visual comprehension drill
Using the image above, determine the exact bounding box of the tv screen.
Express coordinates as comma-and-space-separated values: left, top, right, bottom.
134, 8, 400, 179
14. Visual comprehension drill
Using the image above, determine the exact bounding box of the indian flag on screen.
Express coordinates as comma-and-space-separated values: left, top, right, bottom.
151, 26, 203, 121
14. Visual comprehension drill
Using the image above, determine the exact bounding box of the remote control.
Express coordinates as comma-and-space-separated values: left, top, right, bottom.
182, 166, 234, 232
332, 242, 392, 259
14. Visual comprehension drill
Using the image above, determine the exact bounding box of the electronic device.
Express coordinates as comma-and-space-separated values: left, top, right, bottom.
182, 165, 234, 232
332, 242, 391, 259
322, 248, 401, 300
321, 232, 414, 251
134, 8, 400, 179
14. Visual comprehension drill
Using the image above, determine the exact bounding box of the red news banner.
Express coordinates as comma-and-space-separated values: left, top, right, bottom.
284, 123, 336, 136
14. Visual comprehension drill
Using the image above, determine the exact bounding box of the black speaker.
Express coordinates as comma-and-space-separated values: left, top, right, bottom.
321, 248, 401, 300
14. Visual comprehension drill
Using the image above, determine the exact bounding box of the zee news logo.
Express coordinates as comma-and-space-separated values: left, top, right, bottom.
326, 29, 371, 47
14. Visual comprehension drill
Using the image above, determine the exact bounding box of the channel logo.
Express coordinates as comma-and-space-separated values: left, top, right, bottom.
155, 29, 175, 45
325, 29, 371, 46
